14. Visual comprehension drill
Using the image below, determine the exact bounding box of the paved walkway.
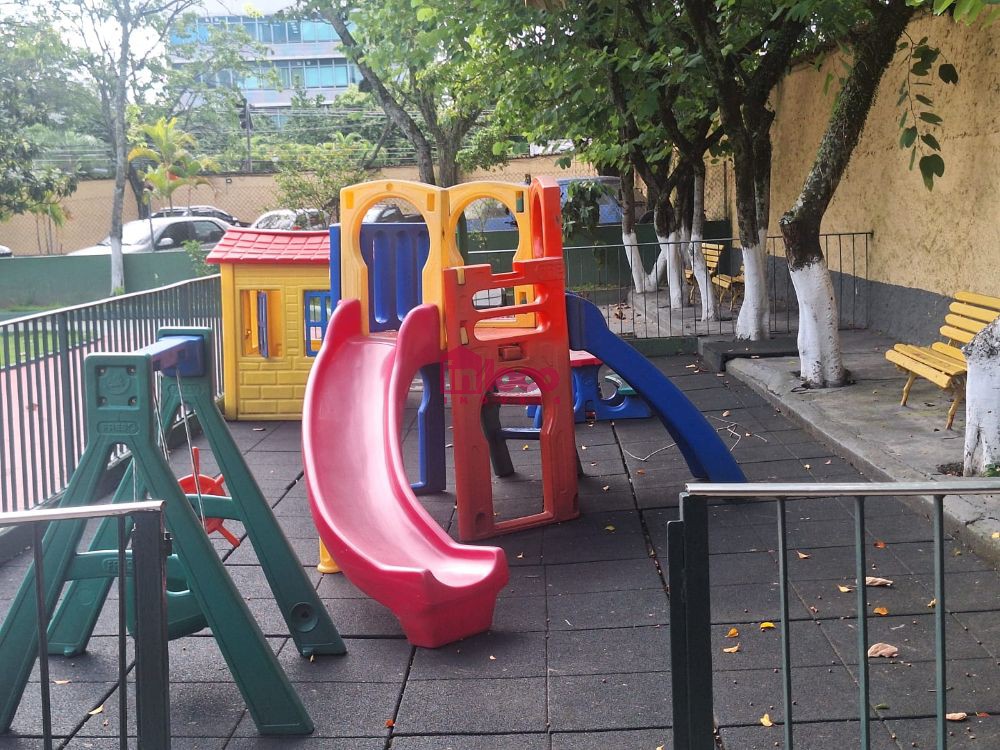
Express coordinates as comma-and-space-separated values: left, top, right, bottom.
0, 353, 997, 748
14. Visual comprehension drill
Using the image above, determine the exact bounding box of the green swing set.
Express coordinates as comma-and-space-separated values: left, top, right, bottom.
0, 327, 344, 736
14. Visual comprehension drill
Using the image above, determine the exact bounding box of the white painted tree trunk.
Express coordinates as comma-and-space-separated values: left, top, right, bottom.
735, 234, 769, 340
622, 229, 655, 293
650, 231, 684, 309
963, 317, 1000, 475
788, 260, 845, 387
688, 172, 717, 322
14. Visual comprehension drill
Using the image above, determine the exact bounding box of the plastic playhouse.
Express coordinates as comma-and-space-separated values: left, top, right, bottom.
302, 177, 746, 649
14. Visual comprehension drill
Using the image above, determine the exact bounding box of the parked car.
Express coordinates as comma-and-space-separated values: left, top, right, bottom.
68, 216, 230, 256
0, 245, 12, 258
362, 202, 423, 223
251, 208, 329, 231
151, 205, 248, 226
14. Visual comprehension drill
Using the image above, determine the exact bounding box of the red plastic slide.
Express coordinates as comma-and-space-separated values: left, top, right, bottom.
303, 299, 508, 647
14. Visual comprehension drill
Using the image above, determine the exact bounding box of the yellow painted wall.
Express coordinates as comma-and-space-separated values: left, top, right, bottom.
219, 262, 330, 420
767, 14, 1000, 296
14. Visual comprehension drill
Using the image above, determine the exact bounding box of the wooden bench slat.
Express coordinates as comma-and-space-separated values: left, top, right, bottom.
940, 325, 979, 345
943, 313, 989, 335
886, 350, 960, 389
949, 302, 1000, 324
930, 341, 966, 363
955, 291, 1000, 311
893, 345, 966, 374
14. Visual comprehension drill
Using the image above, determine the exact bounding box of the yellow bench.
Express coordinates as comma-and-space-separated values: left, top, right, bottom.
885, 291, 1000, 429
685, 242, 723, 304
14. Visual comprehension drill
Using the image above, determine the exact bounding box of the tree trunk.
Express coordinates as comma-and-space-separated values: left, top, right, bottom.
780, 0, 915, 386
963, 318, 1000, 475
651, 197, 682, 306
688, 169, 717, 322
619, 169, 648, 293
325, 11, 437, 185
436, 137, 460, 188
108, 11, 130, 295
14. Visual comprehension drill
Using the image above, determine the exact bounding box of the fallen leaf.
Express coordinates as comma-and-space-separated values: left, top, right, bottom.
516, 553, 524, 559
992, 532, 999, 539
760, 713, 774, 727
927, 598, 937, 608
602, 485, 610, 492
309, 654, 315, 663
946, 712, 968, 722
725, 627, 740, 638
874, 540, 887, 549
723, 643, 741, 654
252, 427, 265, 432
604, 524, 616, 532
88, 705, 104, 716
837, 585, 854, 593
489, 655, 497, 661
722, 410, 731, 417
796, 550, 812, 559
866, 576, 894, 587
636, 469, 646, 475
976, 712, 990, 718
521, 444, 530, 451
385, 719, 395, 728
873, 606, 889, 616
825, 459, 832, 465
867, 642, 898, 658
759, 621, 776, 631
445, 443, 454, 448
53, 680, 70, 685
874, 703, 890, 711
685, 364, 697, 369
580, 445, 588, 450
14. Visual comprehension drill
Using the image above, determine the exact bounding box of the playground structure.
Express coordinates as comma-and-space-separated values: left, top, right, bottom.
304, 177, 746, 648
0, 328, 344, 736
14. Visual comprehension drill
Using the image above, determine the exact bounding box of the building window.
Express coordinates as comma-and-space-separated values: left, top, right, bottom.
304, 291, 333, 356
241, 289, 282, 358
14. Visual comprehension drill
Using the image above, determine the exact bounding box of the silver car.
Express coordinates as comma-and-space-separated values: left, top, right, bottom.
69, 216, 230, 255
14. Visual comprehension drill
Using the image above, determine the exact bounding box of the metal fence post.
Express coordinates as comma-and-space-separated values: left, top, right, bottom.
131, 508, 171, 748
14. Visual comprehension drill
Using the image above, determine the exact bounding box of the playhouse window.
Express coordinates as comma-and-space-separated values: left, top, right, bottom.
304, 291, 333, 356
240, 289, 282, 358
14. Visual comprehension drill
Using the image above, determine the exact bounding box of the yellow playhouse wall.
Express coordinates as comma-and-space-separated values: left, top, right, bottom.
220, 263, 330, 420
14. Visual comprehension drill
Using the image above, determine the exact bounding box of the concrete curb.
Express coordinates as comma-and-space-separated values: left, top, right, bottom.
726, 356, 1000, 565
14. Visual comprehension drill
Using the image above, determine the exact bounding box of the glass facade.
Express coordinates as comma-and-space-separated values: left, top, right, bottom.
172, 14, 361, 104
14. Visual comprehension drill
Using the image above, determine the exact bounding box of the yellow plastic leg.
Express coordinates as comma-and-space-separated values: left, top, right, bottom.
317, 541, 341, 574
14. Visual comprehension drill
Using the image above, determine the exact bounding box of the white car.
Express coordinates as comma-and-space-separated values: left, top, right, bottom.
251, 209, 329, 231
69, 216, 230, 256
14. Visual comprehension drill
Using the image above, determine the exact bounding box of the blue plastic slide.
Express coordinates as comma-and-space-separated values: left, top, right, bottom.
565, 293, 746, 482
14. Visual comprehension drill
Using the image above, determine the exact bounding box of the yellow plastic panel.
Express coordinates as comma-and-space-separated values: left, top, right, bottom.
446, 181, 536, 328
339, 179, 449, 340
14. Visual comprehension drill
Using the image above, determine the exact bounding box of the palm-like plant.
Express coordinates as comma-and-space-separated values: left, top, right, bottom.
128, 117, 218, 209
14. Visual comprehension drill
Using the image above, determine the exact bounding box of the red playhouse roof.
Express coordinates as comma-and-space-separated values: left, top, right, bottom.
207, 228, 331, 265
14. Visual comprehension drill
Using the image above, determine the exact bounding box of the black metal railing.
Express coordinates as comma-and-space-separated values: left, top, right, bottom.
0, 501, 170, 749
467, 231, 870, 340
672, 479, 1000, 750
0, 277, 222, 513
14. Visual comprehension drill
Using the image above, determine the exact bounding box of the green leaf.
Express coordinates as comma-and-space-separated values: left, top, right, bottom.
915, 94, 933, 106
938, 64, 959, 84
932, 0, 954, 14
824, 72, 835, 96
919, 153, 945, 190
900, 126, 918, 148
899, 110, 908, 127
909, 146, 917, 171
919, 111, 944, 125
921, 133, 941, 151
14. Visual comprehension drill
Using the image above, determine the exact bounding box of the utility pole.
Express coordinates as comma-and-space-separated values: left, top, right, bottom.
238, 96, 253, 173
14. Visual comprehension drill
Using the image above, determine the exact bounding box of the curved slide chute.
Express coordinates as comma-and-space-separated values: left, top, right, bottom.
566, 293, 746, 483
303, 300, 508, 648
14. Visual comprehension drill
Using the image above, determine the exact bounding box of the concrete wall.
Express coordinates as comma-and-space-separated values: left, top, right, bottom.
766, 14, 1000, 339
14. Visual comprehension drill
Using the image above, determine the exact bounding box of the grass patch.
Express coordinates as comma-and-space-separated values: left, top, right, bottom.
0, 329, 82, 367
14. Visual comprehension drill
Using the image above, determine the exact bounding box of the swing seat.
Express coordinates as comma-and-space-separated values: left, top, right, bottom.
123, 556, 209, 640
